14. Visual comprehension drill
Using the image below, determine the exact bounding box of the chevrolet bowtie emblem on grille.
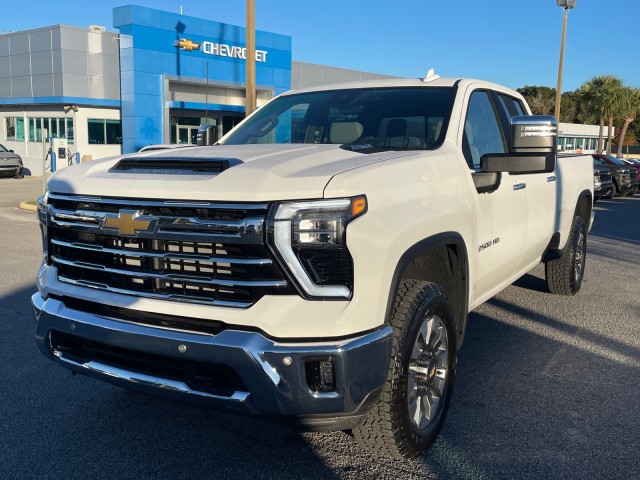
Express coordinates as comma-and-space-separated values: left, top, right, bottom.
102, 210, 156, 236
175, 38, 201, 51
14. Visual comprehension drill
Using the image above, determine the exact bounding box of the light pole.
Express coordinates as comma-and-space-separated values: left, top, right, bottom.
245, 0, 256, 116
554, 0, 576, 121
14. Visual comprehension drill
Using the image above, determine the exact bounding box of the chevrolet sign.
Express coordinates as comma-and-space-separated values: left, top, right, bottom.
175, 37, 268, 63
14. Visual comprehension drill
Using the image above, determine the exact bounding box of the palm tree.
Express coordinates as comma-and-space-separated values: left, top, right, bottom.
616, 87, 640, 157
580, 76, 623, 153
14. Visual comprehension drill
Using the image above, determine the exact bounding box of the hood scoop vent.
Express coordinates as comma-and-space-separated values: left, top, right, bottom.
111, 157, 243, 175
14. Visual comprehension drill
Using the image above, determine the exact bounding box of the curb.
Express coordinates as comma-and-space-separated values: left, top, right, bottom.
19, 201, 37, 212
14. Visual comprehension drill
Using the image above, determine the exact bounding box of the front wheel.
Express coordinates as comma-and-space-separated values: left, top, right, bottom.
545, 216, 587, 295
611, 181, 619, 197
352, 280, 457, 459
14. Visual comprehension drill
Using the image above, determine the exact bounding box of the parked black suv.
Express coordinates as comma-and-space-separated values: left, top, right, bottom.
592, 154, 639, 196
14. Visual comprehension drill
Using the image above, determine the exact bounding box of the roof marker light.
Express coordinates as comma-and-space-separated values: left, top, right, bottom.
422, 68, 440, 83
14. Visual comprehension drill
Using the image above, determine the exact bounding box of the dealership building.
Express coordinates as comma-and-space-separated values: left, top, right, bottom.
0, 4, 391, 175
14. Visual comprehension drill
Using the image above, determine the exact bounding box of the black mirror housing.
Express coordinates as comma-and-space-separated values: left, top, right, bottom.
480, 153, 556, 174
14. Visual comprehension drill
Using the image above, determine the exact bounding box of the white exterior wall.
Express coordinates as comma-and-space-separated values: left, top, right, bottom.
0, 106, 121, 175
557, 122, 614, 154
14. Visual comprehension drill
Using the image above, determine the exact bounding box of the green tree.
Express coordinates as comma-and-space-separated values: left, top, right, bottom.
517, 86, 556, 115
615, 87, 640, 157
578, 76, 623, 153
560, 92, 578, 123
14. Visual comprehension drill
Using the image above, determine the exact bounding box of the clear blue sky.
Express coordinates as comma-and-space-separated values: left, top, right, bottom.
2, 0, 638, 92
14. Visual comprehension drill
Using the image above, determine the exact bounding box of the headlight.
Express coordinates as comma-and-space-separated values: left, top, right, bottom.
36, 193, 49, 265
269, 196, 367, 298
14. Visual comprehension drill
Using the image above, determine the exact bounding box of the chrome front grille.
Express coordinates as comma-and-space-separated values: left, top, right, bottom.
599, 172, 612, 182
46, 194, 292, 307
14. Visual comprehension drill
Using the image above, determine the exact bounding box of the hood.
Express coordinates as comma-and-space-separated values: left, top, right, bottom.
0, 152, 21, 162
47, 144, 419, 201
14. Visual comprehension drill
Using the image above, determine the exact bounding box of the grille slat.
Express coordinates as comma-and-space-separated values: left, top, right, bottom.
47, 204, 265, 243
46, 194, 292, 307
50, 238, 272, 265
51, 255, 287, 288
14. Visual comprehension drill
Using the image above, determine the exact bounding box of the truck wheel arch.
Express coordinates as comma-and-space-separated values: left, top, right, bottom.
543, 189, 593, 263
385, 233, 469, 349
575, 189, 593, 230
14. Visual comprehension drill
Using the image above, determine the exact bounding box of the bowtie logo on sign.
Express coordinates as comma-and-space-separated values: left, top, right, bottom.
175, 38, 268, 63
175, 38, 201, 51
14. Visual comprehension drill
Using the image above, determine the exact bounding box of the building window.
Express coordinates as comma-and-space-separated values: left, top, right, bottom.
5, 117, 25, 141
88, 119, 122, 144
558, 137, 566, 150
28, 117, 74, 143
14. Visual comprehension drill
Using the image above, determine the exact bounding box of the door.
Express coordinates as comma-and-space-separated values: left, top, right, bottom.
463, 90, 526, 302
177, 126, 199, 144
491, 92, 557, 272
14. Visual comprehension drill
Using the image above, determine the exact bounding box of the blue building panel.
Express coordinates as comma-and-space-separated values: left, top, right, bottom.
272, 68, 293, 90
130, 48, 164, 75
113, 5, 292, 153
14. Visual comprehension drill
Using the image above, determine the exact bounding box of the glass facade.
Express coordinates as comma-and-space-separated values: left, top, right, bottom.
27, 117, 74, 143
5, 117, 25, 141
558, 136, 599, 152
88, 119, 122, 145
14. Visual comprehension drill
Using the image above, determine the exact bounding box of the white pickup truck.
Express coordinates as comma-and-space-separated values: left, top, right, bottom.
33, 76, 593, 459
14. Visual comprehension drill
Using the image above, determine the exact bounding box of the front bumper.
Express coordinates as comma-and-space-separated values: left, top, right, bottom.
594, 181, 613, 199
32, 293, 392, 430
0, 165, 21, 177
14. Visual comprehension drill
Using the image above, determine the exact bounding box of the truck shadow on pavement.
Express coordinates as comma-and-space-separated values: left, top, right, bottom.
3, 274, 639, 479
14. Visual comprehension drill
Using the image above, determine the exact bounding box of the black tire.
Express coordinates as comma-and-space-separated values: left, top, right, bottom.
611, 181, 619, 197
352, 280, 456, 459
545, 216, 587, 295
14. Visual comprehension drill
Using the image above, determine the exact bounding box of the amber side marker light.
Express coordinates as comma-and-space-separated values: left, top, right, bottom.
352, 196, 367, 217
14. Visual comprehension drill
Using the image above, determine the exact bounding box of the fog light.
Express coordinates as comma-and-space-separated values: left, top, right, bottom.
305, 358, 336, 392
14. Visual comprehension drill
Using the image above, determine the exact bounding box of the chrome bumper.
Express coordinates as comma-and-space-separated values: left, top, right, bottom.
32, 293, 392, 430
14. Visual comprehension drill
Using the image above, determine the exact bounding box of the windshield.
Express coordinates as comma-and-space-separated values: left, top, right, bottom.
0, 144, 8, 153
222, 87, 456, 151
622, 158, 640, 165
603, 154, 627, 166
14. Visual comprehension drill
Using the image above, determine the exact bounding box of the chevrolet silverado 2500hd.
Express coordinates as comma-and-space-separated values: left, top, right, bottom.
32, 77, 594, 459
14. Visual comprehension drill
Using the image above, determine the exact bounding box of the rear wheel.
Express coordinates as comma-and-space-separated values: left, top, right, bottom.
352, 280, 456, 459
545, 216, 587, 295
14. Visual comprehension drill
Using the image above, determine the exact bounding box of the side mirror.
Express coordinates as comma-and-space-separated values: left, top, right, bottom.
481, 115, 557, 174
9, 149, 14, 152
510, 115, 557, 154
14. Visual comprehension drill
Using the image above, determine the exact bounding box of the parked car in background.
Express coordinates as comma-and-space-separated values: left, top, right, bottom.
593, 154, 638, 196
593, 165, 613, 201
0, 143, 24, 179
138, 144, 198, 152
618, 157, 640, 185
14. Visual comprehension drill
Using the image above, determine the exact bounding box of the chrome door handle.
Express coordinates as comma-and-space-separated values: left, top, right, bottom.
547, 175, 557, 182
513, 183, 527, 191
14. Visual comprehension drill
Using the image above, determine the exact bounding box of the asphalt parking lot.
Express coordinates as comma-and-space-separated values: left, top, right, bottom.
1, 176, 638, 480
